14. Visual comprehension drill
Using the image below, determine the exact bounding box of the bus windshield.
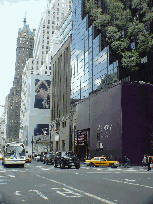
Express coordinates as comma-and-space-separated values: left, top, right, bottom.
5, 145, 25, 156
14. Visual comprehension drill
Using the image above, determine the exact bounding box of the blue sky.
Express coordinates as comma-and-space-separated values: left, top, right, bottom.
0, 0, 48, 117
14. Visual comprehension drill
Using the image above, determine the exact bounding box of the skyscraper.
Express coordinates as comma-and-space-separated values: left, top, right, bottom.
6, 18, 35, 141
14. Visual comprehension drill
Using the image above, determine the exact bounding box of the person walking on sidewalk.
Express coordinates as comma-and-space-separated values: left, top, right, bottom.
142, 155, 147, 168
147, 154, 151, 171
123, 156, 128, 168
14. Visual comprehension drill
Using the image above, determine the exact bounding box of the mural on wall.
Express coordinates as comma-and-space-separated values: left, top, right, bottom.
34, 124, 49, 137
34, 79, 51, 109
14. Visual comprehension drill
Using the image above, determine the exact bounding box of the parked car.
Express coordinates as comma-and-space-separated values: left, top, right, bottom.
40, 152, 47, 162
84, 156, 120, 168
54, 151, 80, 169
25, 155, 31, 163
43, 153, 54, 165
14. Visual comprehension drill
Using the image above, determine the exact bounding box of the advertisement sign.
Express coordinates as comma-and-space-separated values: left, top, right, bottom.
75, 130, 87, 146
34, 79, 51, 109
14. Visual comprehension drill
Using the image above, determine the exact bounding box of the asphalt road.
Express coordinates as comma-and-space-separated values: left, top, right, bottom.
0, 160, 153, 204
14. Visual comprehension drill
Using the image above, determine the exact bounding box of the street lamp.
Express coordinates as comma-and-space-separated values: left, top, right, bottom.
49, 125, 53, 152
31, 135, 34, 159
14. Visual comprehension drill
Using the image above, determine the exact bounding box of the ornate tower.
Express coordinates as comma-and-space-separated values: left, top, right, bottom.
6, 18, 35, 141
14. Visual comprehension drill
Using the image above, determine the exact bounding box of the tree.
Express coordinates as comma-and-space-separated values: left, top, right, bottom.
85, 0, 153, 71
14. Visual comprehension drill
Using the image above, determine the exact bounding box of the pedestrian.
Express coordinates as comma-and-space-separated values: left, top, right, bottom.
142, 155, 147, 168
147, 154, 151, 171
123, 156, 128, 168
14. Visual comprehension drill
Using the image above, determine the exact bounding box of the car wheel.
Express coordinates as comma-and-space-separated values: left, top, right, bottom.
109, 163, 115, 168
68, 165, 71, 169
2, 161, 4, 165
60, 162, 65, 169
54, 162, 57, 168
75, 165, 80, 169
90, 162, 95, 167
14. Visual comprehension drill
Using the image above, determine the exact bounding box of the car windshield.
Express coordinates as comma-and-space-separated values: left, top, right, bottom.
47, 154, 54, 158
5, 146, 25, 156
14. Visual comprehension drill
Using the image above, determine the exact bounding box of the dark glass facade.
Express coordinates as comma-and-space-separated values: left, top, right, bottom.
71, 0, 118, 100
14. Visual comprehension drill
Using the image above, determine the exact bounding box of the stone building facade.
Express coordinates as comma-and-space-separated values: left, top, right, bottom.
6, 19, 35, 141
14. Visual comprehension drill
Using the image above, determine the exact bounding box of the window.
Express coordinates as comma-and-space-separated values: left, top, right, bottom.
45, 71, 47, 74
46, 46, 48, 49
52, 31, 54, 34
47, 41, 49, 44
52, 20, 55, 24
48, 20, 50, 24
43, 25, 45, 28
48, 10, 50, 14
47, 36, 49, 39
47, 25, 50, 29
47, 30, 49, 34
52, 26, 54, 29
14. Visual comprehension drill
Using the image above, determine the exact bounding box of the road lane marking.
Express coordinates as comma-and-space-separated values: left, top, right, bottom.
0, 183, 7, 184
124, 179, 136, 182
14, 191, 21, 196
105, 178, 153, 189
8, 175, 15, 177
29, 190, 48, 200
51, 188, 83, 197
37, 175, 116, 204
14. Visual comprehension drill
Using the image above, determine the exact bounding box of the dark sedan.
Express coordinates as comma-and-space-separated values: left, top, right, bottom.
43, 153, 54, 165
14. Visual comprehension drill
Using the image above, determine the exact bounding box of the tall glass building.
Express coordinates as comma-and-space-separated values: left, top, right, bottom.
71, 0, 118, 100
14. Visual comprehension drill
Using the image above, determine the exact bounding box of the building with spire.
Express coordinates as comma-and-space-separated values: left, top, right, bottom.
6, 18, 35, 141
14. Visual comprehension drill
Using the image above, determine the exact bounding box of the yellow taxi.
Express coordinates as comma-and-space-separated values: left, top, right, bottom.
0, 153, 3, 160
84, 157, 120, 168
25, 156, 31, 163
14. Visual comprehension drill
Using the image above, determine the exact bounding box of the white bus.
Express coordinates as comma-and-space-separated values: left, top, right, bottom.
2, 142, 26, 167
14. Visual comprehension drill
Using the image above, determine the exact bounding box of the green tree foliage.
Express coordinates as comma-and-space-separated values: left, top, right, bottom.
85, 0, 153, 71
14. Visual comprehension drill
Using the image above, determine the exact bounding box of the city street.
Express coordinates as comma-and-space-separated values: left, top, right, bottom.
0, 160, 153, 204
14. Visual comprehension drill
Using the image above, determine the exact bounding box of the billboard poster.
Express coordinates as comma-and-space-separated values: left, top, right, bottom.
34, 79, 51, 109
34, 124, 49, 137
76, 130, 87, 146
